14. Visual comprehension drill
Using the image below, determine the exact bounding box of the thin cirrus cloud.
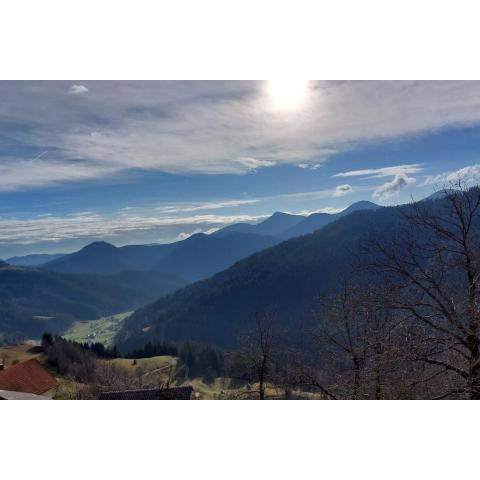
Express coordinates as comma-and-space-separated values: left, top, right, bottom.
0, 186, 356, 246
297, 206, 345, 215
333, 164, 425, 178
0, 212, 268, 245
153, 187, 355, 215
2, 81, 480, 190
0, 157, 116, 192
155, 199, 260, 214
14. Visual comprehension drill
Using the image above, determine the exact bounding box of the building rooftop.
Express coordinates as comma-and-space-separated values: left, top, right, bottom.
99, 386, 194, 400
0, 359, 57, 395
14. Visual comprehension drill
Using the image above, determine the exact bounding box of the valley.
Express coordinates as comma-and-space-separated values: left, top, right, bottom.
63, 311, 132, 346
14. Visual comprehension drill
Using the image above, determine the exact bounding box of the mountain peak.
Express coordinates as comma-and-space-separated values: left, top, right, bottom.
81, 241, 117, 252
342, 200, 380, 214
424, 189, 459, 201
271, 211, 293, 218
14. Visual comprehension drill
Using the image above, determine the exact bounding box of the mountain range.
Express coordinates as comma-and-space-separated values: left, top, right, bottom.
117, 194, 462, 351
116, 205, 392, 350
116, 193, 457, 351
12, 201, 379, 283
212, 200, 379, 240
40, 233, 278, 282
0, 200, 381, 341
6, 253, 65, 267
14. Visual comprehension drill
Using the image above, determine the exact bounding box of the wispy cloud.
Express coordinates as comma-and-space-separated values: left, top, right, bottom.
0, 158, 116, 192
333, 164, 424, 178
0, 184, 360, 246
297, 206, 345, 215
0, 212, 267, 245
138, 188, 358, 216
155, 199, 259, 214
235, 157, 276, 170
298, 163, 322, 170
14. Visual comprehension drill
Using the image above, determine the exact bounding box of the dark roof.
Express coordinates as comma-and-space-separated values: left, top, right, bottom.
99, 386, 194, 400
0, 359, 57, 395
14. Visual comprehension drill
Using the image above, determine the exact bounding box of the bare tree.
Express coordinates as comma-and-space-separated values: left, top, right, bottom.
312, 282, 368, 398
236, 312, 280, 399
369, 182, 480, 399
308, 280, 408, 399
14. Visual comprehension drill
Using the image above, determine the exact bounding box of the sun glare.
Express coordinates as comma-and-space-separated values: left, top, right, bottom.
266, 79, 309, 111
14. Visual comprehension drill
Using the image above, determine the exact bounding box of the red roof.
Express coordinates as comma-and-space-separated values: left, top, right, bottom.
0, 359, 57, 395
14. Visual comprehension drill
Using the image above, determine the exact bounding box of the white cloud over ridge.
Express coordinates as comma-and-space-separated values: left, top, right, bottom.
333, 184, 353, 197
69, 84, 89, 95
2, 81, 480, 190
423, 163, 480, 186
373, 173, 416, 200
176, 229, 202, 241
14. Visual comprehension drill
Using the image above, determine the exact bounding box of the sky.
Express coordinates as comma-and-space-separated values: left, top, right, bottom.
1, 80, 480, 258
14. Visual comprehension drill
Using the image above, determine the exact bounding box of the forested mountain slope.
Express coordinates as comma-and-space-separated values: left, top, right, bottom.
0, 267, 186, 338
116, 204, 401, 351
43, 233, 279, 282
213, 211, 304, 237
152, 232, 279, 282
280, 200, 380, 239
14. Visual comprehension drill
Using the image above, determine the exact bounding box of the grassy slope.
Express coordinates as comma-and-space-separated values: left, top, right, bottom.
63, 312, 132, 346
106, 355, 177, 373
0, 345, 323, 399
0, 343, 44, 366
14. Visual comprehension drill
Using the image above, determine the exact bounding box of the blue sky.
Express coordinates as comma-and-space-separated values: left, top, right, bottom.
1, 80, 480, 258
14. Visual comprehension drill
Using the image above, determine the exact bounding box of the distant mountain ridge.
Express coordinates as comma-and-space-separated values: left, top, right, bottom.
281, 200, 380, 238
116, 204, 393, 351
212, 211, 304, 237
6, 253, 65, 267
42, 233, 278, 281
152, 232, 279, 282
212, 201, 380, 240
35, 200, 380, 281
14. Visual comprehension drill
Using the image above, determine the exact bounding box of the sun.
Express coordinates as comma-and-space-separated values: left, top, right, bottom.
266, 80, 310, 111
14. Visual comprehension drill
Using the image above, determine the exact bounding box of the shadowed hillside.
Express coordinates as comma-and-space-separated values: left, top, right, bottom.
116, 204, 400, 351
0, 267, 186, 338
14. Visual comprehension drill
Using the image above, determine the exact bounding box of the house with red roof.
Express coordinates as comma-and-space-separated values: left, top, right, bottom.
0, 359, 57, 397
